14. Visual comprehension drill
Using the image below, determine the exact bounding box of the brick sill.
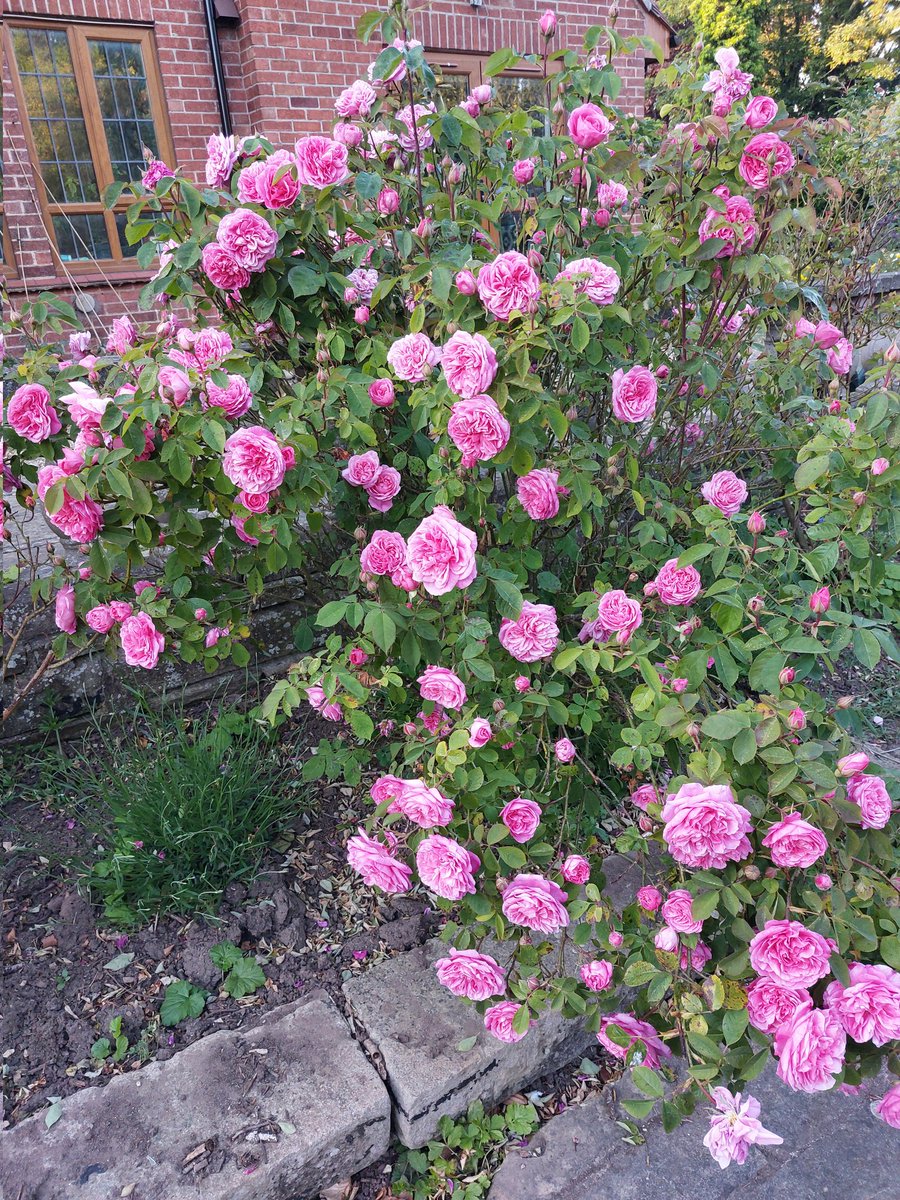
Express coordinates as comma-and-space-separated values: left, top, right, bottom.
6, 269, 157, 294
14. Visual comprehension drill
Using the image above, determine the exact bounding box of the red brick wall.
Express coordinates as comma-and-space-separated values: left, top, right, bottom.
3, 0, 668, 326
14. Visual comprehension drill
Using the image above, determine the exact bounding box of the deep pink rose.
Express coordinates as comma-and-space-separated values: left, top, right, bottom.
406, 505, 478, 595
238, 490, 269, 513
360, 529, 407, 576
141, 158, 174, 189
827, 337, 853, 375
500, 797, 542, 843
8, 384, 62, 442
568, 103, 612, 148
416, 834, 480, 900
223, 426, 286, 493
455, 269, 477, 295
517, 468, 561, 520
749, 919, 833, 988
387, 332, 441, 382
762, 813, 827, 868
216, 208, 278, 272
555, 257, 621, 305
306, 684, 341, 721
701, 469, 748, 516
661, 781, 753, 869
593, 589, 643, 645
774, 1002, 845, 1092
637, 885, 662, 911
611, 365, 657, 423
387, 779, 455, 828
484, 1000, 528, 1043
513, 158, 535, 184
871, 456, 889, 476
120, 612, 165, 669
554, 737, 576, 763
746, 977, 811, 1034
813, 320, 843, 349
808, 585, 831, 614
447, 395, 510, 468
653, 557, 702, 606
698, 193, 758, 257
744, 94, 778, 128
199, 243, 250, 293
435, 948, 505, 1001
498, 601, 559, 663
661, 888, 703, 933
368, 379, 395, 408
54, 584, 76, 634
477, 251, 541, 321
235, 157, 268, 204
85, 604, 116, 634
597, 1013, 672, 1070
38, 467, 104, 544
347, 827, 411, 893
561, 854, 590, 884
108, 601, 133, 622
824, 962, 900, 1046
365, 464, 401, 512
739, 132, 795, 190
193, 328, 233, 369
342, 450, 381, 487
514, 676, 531, 692
294, 135, 350, 188
255, 151, 301, 209
846, 773, 892, 830
580, 959, 613, 991
418, 665, 467, 710
501, 873, 569, 932
873, 1084, 900, 1128
206, 374, 253, 418
468, 718, 493, 748
441, 330, 498, 399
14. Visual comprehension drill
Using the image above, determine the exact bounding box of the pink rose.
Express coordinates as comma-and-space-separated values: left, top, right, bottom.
201, 242, 252, 292
871, 456, 889, 476
236, 157, 269, 204
761, 813, 827, 868
206, 374, 253, 418
637, 886, 662, 911
514, 676, 531, 692
608, 930, 624, 948
336, 79, 377, 118
193, 328, 233, 369
539, 9, 557, 36
597, 1013, 672, 1070
8, 384, 62, 442
85, 604, 116, 634
396, 102, 435, 151
106, 315, 136, 354
824, 962, 900, 1046
347, 827, 411, 893
484, 1000, 528, 1043
661, 888, 703, 933
406, 505, 478, 595
744, 94, 778, 128
653, 558, 702, 606
748, 919, 833, 987
630, 783, 659, 810
441, 330, 498, 399
568, 103, 612, 148
141, 158, 174, 189
774, 1002, 845, 1092
701, 469, 748, 516
223, 426, 286, 494
501, 873, 569, 932
561, 854, 590, 884
846, 773, 892, 830
416, 834, 480, 900
238, 490, 269, 513
376, 187, 400, 215
703, 1087, 783, 1168
365, 464, 401, 512
54, 584, 76, 634
294, 135, 350, 189
661, 781, 753, 870
837, 752, 869, 776
517, 468, 561, 520
342, 450, 381, 487
447, 395, 510, 468
387, 778, 455, 828
580, 959, 613, 991
555, 257, 620, 305
368, 378, 395, 407
205, 132, 240, 187
158, 365, 191, 407
435, 948, 505, 1001
873, 1084, 900, 1129
254, 150, 301, 209
611, 366, 657, 423
809, 585, 831, 615
360, 529, 407, 576
418, 665, 467, 710
500, 797, 542, 843
593, 590, 643, 646
554, 737, 576, 763
813, 320, 843, 349
739, 132, 795, 190
477, 251, 541, 321
746, 977, 811, 1034
468, 718, 493, 748
827, 337, 853, 375
698, 193, 758, 257
387, 332, 441, 382
498, 601, 559, 663
38, 468, 104, 544
513, 158, 535, 184
108, 601, 133, 622
455, 269, 477, 295
370, 775, 402, 805
120, 612, 165, 669
216, 208, 278, 272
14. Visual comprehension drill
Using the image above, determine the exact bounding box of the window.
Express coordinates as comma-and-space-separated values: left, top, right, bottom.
6, 20, 174, 268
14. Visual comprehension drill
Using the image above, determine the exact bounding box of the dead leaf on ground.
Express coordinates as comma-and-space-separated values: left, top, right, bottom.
320, 1180, 357, 1200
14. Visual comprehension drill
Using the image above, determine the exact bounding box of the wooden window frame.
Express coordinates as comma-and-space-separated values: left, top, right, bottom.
4, 17, 175, 273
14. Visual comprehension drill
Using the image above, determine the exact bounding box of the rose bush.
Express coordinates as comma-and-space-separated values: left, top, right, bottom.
4, 1, 900, 1164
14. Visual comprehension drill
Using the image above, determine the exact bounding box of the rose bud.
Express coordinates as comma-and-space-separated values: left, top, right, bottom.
492, 699, 506, 713
539, 8, 557, 36
455, 269, 477, 295
788, 707, 807, 731
747, 510, 766, 535
837, 751, 869, 775
835, 695, 853, 709
747, 595, 764, 614
779, 666, 795, 686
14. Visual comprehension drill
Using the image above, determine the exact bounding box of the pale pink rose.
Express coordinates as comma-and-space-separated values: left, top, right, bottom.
762, 813, 827, 868
516, 468, 561, 521
477, 251, 541, 321
611, 366, 657, 423
468, 718, 493, 748
255, 151, 301, 209
593, 590, 643, 645
54, 584, 76, 634
597, 1013, 672, 1070
347, 827, 411, 893
871, 457, 889, 476
661, 781, 753, 870
387, 332, 441, 382
873, 1084, 900, 1129
235, 157, 268, 204
441, 330, 498, 399
418, 665, 467, 710
514, 676, 531, 692
701, 470, 748, 516
334, 121, 362, 149
388, 778, 455, 828
774, 1002, 845, 1092
824, 962, 900, 1046
502, 873, 569, 932
120, 612, 165, 669
206, 374, 253, 418
813, 320, 843, 349
294, 135, 350, 189
655, 926, 679, 955
847, 773, 892, 830
406, 505, 478, 595
158, 365, 191, 406
205, 132, 240, 187
365, 464, 401, 512
554, 737, 576, 763
739, 133, 795, 190
498, 601, 559, 663
60, 381, 107, 432
653, 557, 702, 606
561, 854, 590, 884
336, 79, 377, 118
746, 976, 811, 1034
484, 1000, 528, 1043
637, 886, 662, 911
223, 426, 286, 493
416, 834, 480, 900
744, 95, 778, 128
342, 450, 381, 487
827, 337, 853, 375
698, 193, 758, 257
794, 317, 817, 338
360, 529, 407, 576
500, 797, 542, 843
662, 888, 703, 933
216, 208, 278, 272
555, 257, 620, 305
630, 783, 659, 810
447, 395, 510, 468
608, 930, 624, 948
106, 315, 137, 355
455, 269, 477, 295
368, 379, 395, 407
201, 242, 252, 292
749, 919, 833, 988
513, 158, 535, 184
305, 683, 342, 721
108, 600, 133, 622
703, 1087, 783, 1168
435, 948, 505, 1000
193, 328, 233, 369
8, 384, 62, 442
581, 959, 613, 991
370, 774, 403, 805
205, 625, 229, 648
837, 752, 869, 776
396, 102, 435, 151
85, 604, 116, 633
568, 102, 612, 148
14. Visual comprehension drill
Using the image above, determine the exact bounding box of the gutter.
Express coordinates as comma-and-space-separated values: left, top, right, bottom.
202, 0, 234, 136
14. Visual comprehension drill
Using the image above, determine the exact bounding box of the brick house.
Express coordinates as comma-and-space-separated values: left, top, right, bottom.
1, 0, 673, 327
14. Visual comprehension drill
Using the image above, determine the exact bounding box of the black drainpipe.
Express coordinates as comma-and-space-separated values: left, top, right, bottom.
203, 0, 233, 136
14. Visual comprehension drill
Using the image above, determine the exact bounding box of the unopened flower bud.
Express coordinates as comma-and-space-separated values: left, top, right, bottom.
317, 368, 329, 384
527, 248, 544, 270
492, 699, 505, 713
594, 207, 610, 228
539, 8, 557, 36
788, 706, 807, 731
852, 490, 866, 506
742, 864, 761, 882
885, 341, 900, 364
376, 187, 400, 215
779, 666, 795, 686
448, 162, 466, 185
835, 695, 853, 709
747, 510, 766, 535
566, 406, 577, 420
354, 526, 366, 542
747, 594, 764, 615
814, 873, 832, 890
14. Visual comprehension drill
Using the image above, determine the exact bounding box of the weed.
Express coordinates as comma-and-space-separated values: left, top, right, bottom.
209, 940, 267, 998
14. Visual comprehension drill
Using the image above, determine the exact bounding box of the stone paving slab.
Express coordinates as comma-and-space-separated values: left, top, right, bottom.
0, 993, 390, 1200
489, 1063, 898, 1200
343, 939, 595, 1148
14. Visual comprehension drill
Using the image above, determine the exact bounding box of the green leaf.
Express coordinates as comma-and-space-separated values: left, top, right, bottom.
348, 709, 375, 741
623, 960, 658, 986
223, 955, 266, 999
160, 979, 207, 1026
364, 608, 397, 652
316, 600, 348, 627
572, 315, 590, 352
103, 952, 135, 971
749, 649, 786, 694
722, 1007, 748, 1045
456, 1035, 478, 1052
676, 543, 713, 568
879, 936, 900, 971
852, 627, 881, 669
700, 711, 748, 740
632, 1065, 665, 1098
829, 952, 851, 987
621, 1097, 656, 1120
794, 455, 830, 491
498, 845, 527, 869
691, 890, 720, 922
733, 727, 757, 764
492, 578, 523, 621
554, 646, 582, 671
210, 942, 243, 971
288, 264, 324, 297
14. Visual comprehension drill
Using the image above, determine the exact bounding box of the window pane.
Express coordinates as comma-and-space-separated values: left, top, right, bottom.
494, 74, 550, 135
115, 212, 141, 258
435, 71, 470, 109
52, 212, 111, 261
12, 28, 100, 205
89, 38, 160, 183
